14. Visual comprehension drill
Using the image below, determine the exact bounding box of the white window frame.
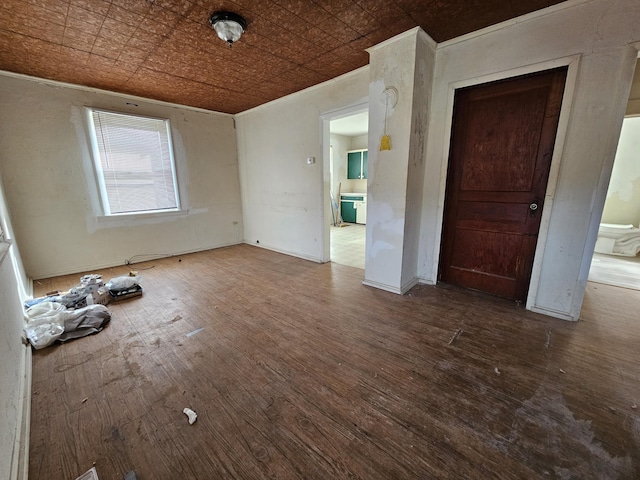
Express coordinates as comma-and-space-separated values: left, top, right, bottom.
86, 108, 181, 217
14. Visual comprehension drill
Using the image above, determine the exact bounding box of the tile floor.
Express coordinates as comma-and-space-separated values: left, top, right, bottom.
588, 252, 640, 290
330, 223, 365, 269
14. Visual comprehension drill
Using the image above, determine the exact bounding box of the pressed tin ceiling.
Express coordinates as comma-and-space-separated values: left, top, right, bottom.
0, 0, 567, 114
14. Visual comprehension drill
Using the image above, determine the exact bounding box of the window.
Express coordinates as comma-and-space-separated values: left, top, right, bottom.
88, 109, 180, 216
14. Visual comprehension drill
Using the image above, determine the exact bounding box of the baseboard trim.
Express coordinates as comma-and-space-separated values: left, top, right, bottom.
30, 242, 243, 280
362, 276, 420, 295
244, 241, 324, 264
529, 305, 578, 322
400, 277, 419, 294
11, 344, 31, 480
362, 278, 403, 295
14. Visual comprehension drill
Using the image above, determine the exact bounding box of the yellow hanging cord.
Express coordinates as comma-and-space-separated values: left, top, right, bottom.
380, 89, 391, 151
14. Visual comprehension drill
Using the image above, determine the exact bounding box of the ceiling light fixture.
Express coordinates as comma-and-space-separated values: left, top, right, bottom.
209, 11, 247, 47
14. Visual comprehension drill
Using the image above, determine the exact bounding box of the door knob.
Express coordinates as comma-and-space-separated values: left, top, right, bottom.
529, 202, 539, 218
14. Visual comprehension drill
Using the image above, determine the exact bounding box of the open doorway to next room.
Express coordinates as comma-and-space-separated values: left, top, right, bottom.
329, 110, 368, 269
588, 59, 640, 291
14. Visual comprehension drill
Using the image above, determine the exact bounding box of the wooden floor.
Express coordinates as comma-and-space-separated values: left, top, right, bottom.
29, 245, 640, 480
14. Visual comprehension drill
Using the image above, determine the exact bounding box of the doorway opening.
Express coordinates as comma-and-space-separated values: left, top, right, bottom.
588, 58, 640, 290
324, 107, 368, 269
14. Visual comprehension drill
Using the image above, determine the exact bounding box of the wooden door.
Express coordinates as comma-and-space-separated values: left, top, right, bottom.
439, 67, 567, 301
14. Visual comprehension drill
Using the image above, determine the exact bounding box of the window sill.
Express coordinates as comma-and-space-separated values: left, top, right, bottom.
96, 209, 189, 223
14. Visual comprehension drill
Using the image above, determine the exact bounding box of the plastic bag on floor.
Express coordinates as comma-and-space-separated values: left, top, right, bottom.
59, 304, 111, 342
106, 275, 141, 290
24, 301, 66, 350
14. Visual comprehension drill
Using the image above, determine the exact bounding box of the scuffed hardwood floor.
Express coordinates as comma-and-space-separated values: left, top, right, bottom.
29, 245, 640, 479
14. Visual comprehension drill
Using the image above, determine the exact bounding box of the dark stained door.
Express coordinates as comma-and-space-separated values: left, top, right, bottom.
439, 67, 567, 301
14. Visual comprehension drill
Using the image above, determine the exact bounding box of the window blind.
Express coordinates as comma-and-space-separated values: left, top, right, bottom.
91, 110, 179, 215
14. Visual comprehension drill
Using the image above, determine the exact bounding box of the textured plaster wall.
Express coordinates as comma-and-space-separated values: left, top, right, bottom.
400, 30, 436, 291
236, 68, 369, 263
0, 74, 243, 278
365, 32, 418, 292
0, 253, 27, 480
329, 133, 353, 196
351, 134, 368, 150
0, 176, 29, 480
365, 29, 436, 294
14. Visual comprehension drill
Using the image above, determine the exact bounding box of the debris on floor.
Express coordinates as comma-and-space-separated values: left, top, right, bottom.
494, 367, 501, 375
58, 305, 111, 343
26, 273, 144, 311
183, 407, 198, 425
23, 302, 65, 349
23, 273, 144, 349
75, 467, 99, 480
24, 302, 111, 349
106, 275, 143, 301
25, 274, 110, 310
559, 368, 566, 374
448, 328, 463, 345
186, 327, 204, 337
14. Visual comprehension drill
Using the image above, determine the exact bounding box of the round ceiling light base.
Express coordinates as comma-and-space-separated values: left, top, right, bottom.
209, 11, 247, 47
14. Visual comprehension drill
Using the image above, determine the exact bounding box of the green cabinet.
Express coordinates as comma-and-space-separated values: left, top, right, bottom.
340, 195, 365, 224
347, 150, 368, 179
340, 199, 357, 223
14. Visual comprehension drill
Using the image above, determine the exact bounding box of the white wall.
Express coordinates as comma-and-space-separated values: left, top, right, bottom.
0, 174, 28, 298
401, 31, 436, 291
365, 29, 436, 294
0, 175, 30, 480
0, 74, 243, 279
351, 134, 368, 150
0, 251, 27, 480
236, 68, 369, 262
601, 116, 640, 226
418, 0, 640, 319
329, 133, 352, 197
365, 32, 418, 292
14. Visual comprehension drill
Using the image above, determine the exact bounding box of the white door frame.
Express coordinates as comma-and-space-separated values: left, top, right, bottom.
320, 101, 368, 263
